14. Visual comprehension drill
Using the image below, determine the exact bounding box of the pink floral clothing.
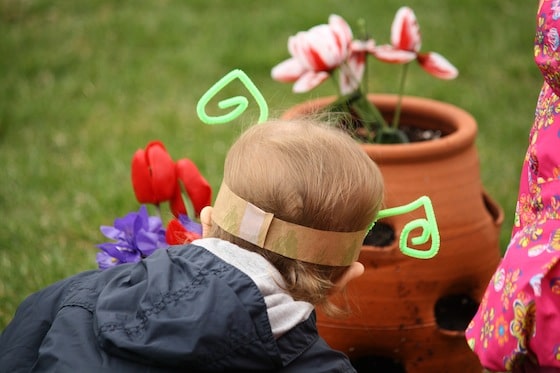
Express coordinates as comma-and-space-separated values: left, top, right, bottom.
465, 1, 560, 370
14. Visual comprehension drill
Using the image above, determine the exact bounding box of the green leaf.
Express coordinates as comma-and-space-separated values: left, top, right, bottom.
375, 127, 409, 144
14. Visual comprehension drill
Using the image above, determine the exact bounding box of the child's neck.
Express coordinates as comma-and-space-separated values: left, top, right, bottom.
194, 237, 314, 338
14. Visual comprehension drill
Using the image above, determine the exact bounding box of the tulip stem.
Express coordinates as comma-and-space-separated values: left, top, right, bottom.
155, 203, 162, 218
392, 63, 409, 129
358, 18, 371, 97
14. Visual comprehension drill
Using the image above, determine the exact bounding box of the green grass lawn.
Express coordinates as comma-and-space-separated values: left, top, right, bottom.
0, 0, 541, 329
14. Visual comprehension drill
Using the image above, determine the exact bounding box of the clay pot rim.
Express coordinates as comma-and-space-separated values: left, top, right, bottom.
281, 94, 478, 163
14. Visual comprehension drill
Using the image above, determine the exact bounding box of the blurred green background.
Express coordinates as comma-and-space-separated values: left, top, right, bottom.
0, 0, 541, 328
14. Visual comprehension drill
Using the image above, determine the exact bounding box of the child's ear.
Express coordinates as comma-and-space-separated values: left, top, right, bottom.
200, 206, 213, 238
331, 261, 365, 294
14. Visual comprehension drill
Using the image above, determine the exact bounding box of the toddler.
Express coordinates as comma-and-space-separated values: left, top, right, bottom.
0, 119, 383, 372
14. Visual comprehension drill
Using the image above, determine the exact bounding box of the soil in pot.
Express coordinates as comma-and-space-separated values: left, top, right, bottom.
399, 125, 442, 142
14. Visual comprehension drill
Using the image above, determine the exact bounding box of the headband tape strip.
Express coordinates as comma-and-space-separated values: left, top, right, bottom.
212, 183, 368, 266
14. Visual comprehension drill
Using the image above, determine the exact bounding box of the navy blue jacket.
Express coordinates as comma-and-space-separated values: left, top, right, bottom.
0, 244, 356, 372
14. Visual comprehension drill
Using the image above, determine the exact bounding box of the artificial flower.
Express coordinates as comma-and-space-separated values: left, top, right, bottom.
131, 141, 177, 205
170, 158, 212, 218
97, 144, 212, 269
96, 205, 167, 269
165, 214, 202, 245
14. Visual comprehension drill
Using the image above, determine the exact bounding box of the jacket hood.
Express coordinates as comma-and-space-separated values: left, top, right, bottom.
92, 244, 282, 370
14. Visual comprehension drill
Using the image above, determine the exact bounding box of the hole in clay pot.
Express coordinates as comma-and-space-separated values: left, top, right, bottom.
363, 221, 395, 247
434, 294, 479, 332
351, 355, 406, 372
482, 191, 504, 225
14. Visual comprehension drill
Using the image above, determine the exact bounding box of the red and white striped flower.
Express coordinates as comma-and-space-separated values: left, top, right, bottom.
374, 6, 458, 80
270, 7, 459, 144
271, 14, 354, 93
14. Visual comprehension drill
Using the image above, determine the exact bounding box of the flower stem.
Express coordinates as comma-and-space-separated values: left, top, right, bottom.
155, 203, 162, 218
392, 63, 410, 129
357, 92, 388, 129
330, 73, 340, 92
357, 18, 369, 95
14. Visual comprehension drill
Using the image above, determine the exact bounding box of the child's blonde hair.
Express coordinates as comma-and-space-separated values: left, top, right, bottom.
210, 119, 384, 315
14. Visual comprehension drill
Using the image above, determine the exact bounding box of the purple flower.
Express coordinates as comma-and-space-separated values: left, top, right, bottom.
96, 205, 167, 269
179, 214, 202, 235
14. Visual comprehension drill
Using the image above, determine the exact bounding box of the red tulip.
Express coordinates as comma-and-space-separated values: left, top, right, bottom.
170, 158, 212, 217
165, 218, 201, 245
131, 141, 177, 205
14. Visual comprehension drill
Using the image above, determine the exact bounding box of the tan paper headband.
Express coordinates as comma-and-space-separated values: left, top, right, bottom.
211, 183, 368, 266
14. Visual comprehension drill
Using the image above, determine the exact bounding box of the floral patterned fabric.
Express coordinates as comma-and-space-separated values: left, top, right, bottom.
465, 1, 560, 370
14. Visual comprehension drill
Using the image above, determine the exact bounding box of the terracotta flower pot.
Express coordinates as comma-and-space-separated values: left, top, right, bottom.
282, 94, 503, 373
